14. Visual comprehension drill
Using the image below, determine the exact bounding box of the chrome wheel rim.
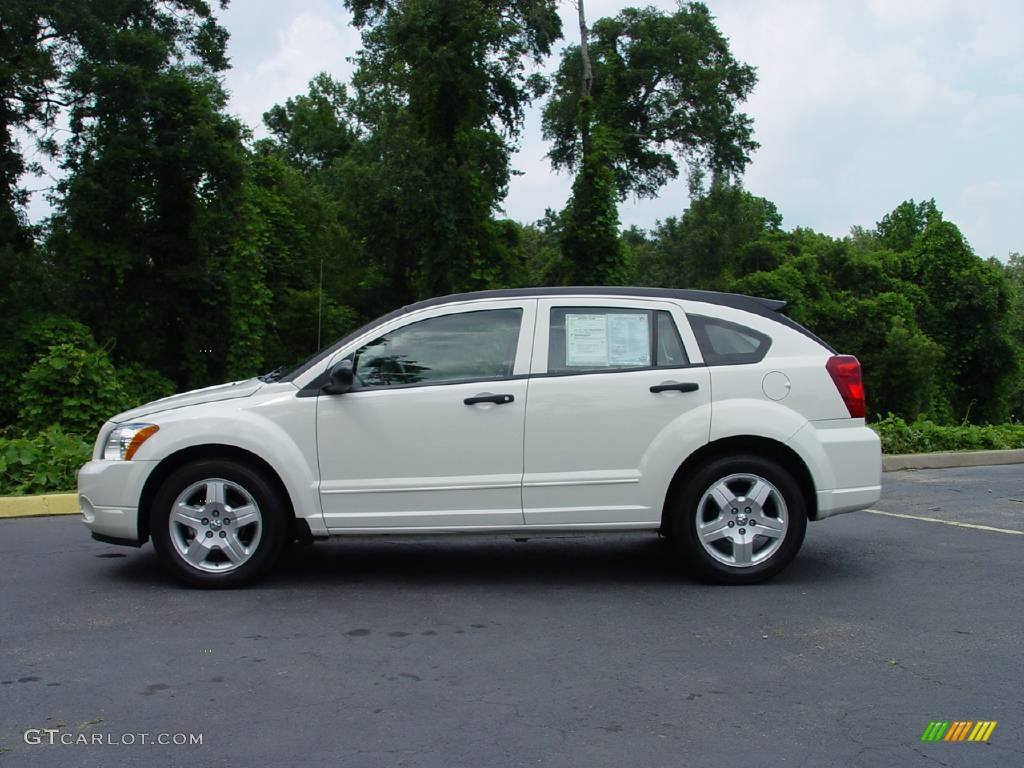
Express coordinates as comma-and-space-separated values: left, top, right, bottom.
695, 473, 788, 568
169, 478, 262, 573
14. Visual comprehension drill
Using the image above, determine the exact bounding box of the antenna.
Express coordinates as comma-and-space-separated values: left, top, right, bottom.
316, 255, 324, 351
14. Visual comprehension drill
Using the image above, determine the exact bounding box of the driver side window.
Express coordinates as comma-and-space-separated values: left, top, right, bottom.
352, 308, 523, 388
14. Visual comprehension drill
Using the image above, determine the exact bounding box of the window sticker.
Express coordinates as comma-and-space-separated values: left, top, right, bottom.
607, 313, 650, 366
565, 313, 609, 366
564, 312, 650, 367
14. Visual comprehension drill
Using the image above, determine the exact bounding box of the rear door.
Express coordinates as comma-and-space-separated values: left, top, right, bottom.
522, 298, 711, 526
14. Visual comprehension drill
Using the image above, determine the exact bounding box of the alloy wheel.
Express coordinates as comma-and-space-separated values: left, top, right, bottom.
694, 473, 789, 568
168, 478, 263, 573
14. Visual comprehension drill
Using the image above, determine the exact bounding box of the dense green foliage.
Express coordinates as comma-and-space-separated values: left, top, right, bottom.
0, 427, 92, 495
1, 1, 1021, 494
17, 343, 132, 434
871, 416, 1024, 455
342, 0, 561, 302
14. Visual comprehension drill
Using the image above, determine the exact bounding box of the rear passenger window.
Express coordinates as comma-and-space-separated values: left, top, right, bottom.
689, 314, 771, 365
656, 311, 688, 366
548, 308, 689, 373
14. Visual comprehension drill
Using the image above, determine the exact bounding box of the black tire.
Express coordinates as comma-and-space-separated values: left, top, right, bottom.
670, 454, 807, 584
150, 459, 288, 588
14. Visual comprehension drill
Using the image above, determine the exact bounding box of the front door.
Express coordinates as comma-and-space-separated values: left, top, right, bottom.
316, 300, 535, 530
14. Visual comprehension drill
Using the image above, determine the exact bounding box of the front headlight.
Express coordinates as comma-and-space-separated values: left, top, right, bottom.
103, 423, 160, 461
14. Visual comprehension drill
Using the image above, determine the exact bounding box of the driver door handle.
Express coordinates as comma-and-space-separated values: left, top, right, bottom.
464, 393, 515, 406
650, 382, 700, 394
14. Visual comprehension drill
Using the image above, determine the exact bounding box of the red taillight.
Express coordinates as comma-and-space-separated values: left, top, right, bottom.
826, 355, 865, 418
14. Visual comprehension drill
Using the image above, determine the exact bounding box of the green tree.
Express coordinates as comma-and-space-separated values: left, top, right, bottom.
263, 72, 357, 173
1003, 253, 1024, 418
875, 198, 940, 253
236, 143, 363, 367
636, 181, 782, 288
342, 0, 561, 301
544, 4, 757, 199
0, 1, 67, 341
906, 218, 1016, 422
45, 1, 247, 388
554, 129, 626, 285
544, 3, 756, 283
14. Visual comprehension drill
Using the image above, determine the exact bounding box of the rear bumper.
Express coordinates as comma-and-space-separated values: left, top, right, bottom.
815, 485, 881, 519
77, 460, 156, 544
788, 420, 882, 520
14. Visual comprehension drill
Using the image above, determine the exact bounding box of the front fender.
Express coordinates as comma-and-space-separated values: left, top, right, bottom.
129, 390, 325, 533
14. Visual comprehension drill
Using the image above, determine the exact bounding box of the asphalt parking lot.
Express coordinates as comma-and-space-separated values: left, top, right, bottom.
1, 465, 1022, 767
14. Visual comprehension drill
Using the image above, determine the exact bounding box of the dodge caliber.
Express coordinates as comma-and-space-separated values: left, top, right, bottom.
79, 287, 882, 587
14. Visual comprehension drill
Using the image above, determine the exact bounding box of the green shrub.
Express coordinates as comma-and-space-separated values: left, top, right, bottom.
0, 314, 98, 426
0, 427, 92, 495
116, 362, 176, 407
17, 344, 133, 435
871, 414, 1024, 454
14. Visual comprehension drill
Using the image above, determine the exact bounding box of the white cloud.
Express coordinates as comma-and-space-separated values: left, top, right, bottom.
222, 6, 359, 136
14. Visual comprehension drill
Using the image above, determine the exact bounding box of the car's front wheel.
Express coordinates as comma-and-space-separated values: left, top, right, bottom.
150, 459, 287, 588
672, 454, 807, 584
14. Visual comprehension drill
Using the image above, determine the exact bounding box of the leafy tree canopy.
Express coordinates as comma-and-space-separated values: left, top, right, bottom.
342, 0, 562, 300
543, 3, 758, 199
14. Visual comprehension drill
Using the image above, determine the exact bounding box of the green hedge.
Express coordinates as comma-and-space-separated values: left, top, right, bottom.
871, 415, 1024, 455
0, 427, 92, 496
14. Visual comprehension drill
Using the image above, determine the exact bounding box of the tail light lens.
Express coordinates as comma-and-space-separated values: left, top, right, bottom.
826, 355, 865, 418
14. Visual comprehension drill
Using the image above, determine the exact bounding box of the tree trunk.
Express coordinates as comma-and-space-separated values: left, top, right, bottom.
577, 0, 593, 159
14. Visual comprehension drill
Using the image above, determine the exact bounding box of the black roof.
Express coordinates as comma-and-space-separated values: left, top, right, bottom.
282, 286, 832, 382
394, 286, 788, 314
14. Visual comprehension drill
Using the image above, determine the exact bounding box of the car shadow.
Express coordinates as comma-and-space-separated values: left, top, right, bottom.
102, 532, 866, 590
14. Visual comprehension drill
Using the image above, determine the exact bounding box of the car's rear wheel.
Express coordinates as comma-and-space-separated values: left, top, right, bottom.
150, 459, 287, 588
671, 454, 807, 584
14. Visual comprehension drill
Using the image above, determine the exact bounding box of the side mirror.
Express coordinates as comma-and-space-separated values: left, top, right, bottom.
322, 359, 354, 395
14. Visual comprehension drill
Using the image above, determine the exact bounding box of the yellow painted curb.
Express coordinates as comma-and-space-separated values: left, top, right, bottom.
0, 493, 79, 519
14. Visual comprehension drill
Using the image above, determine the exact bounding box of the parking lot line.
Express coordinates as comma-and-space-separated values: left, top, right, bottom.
865, 508, 1024, 536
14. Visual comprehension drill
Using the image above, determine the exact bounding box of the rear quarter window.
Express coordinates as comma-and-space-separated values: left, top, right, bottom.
689, 314, 771, 365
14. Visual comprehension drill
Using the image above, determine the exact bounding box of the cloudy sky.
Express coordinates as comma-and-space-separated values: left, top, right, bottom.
31, 0, 1024, 260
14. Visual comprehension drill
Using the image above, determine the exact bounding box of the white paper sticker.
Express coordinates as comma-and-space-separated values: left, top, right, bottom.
607, 313, 650, 366
565, 314, 609, 367
565, 312, 650, 367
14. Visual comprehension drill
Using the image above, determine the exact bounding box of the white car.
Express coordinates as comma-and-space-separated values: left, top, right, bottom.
79, 287, 881, 587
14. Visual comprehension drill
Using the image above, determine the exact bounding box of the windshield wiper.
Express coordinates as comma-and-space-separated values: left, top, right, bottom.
257, 365, 289, 383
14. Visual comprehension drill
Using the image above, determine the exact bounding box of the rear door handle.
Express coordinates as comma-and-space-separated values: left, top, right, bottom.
650, 382, 700, 394
464, 393, 515, 406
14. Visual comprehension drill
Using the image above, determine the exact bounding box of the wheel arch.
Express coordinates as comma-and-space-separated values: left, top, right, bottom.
137, 444, 308, 545
660, 435, 817, 536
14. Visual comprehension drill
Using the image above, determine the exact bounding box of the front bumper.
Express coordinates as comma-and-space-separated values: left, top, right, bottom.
77, 460, 158, 544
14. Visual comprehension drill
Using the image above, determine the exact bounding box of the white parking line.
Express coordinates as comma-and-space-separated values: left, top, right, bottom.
865, 509, 1024, 536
